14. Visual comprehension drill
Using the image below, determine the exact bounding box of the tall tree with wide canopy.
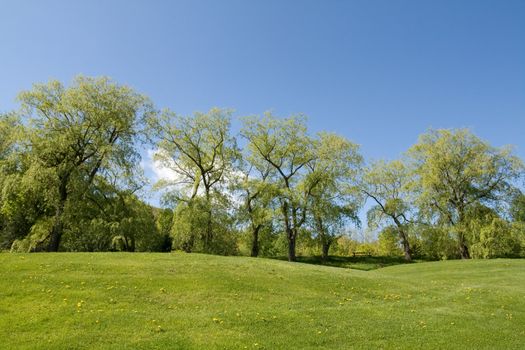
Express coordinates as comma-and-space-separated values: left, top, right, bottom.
17, 76, 153, 251
236, 159, 274, 257
363, 160, 414, 261
148, 108, 239, 253
408, 129, 522, 259
241, 113, 315, 262
306, 132, 363, 260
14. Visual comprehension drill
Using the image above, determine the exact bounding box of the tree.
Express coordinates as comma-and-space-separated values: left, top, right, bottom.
510, 191, 525, 223
306, 132, 362, 260
64, 176, 162, 252
148, 108, 239, 253
241, 113, 314, 262
236, 160, 274, 257
0, 113, 20, 166
153, 207, 174, 252
17, 76, 153, 251
408, 129, 522, 259
0, 113, 34, 249
463, 204, 521, 259
363, 160, 415, 261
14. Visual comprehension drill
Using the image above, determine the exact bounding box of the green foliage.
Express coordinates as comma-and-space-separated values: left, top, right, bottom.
364, 160, 414, 260
333, 235, 360, 256
377, 226, 402, 256
416, 226, 458, 260
20, 76, 151, 183
148, 108, 238, 201
0, 113, 21, 167
241, 113, 314, 261
171, 195, 237, 255
148, 108, 239, 253
5, 76, 155, 251
153, 208, 174, 252
510, 222, 525, 256
63, 190, 163, 252
510, 191, 525, 222
1, 166, 54, 250
408, 128, 523, 258
10, 217, 54, 252
307, 132, 363, 258
469, 218, 521, 259
0, 113, 26, 249
234, 156, 276, 257
3, 77, 525, 260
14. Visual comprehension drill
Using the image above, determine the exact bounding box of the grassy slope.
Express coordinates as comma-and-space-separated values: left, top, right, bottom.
0, 253, 524, 349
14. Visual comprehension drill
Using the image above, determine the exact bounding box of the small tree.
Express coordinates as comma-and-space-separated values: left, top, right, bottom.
306, 132, 362, 260
363, 160, 414, 261
148, 108, 239, 252
241, 113, 314, 262
236, 160, 275, 257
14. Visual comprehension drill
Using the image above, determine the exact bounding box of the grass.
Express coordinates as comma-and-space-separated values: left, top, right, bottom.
0, 253, 524, 349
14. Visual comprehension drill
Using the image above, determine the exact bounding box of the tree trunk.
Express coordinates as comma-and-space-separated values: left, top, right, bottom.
393, 217, 412, 262
281, 201, 297, 262
184, 201, 195, 253
204, 191, 213, 252
47, 177, 68, 252
287, 229, 296, 262
458, 208, 470, 259
182, 235, 194, 253
321, 241, 331, 261
459, 234, 470, 259
314, 214, 330, 261
47, 205, 64, 252
402, 238, 412, 262
250, 225, 261, 257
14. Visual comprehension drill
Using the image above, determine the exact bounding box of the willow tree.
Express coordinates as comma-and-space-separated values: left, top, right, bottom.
148, 108, 238, 253
0, 113, 20, 165
0, 113, 25, 248
236, 160, 274, 257
18, 76, 152, 251
306, 132, 363, 260
241, 113, 314, 262
0, 113, 21, 193
408, 129, 522, 259
363, 160, 414, 261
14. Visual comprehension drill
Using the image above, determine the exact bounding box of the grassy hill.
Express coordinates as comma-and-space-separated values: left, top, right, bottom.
0, 253, 524, 349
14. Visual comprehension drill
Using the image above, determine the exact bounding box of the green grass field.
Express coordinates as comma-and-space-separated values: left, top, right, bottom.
1, 253, 524, 349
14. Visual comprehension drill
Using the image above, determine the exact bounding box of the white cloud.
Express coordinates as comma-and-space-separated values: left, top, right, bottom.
144, 148, 179, 182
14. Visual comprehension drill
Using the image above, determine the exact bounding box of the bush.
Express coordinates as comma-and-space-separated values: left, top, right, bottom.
377, 226, 403, 257
417, 226, 457, 260
470, 218, 521, 258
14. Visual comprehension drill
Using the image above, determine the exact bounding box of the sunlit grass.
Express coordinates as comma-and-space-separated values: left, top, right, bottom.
1, 253, 524, 349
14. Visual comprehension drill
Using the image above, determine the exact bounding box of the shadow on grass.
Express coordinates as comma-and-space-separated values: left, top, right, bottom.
271, 255, 421, 271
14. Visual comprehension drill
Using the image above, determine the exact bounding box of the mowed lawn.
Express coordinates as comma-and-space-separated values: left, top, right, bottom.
0, 253, 524, 349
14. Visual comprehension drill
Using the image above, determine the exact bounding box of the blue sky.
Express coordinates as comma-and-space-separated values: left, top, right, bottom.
1, 0, 524, 211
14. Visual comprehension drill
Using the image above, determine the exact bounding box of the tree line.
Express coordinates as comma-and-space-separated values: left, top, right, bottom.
1, 76, 524, 261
